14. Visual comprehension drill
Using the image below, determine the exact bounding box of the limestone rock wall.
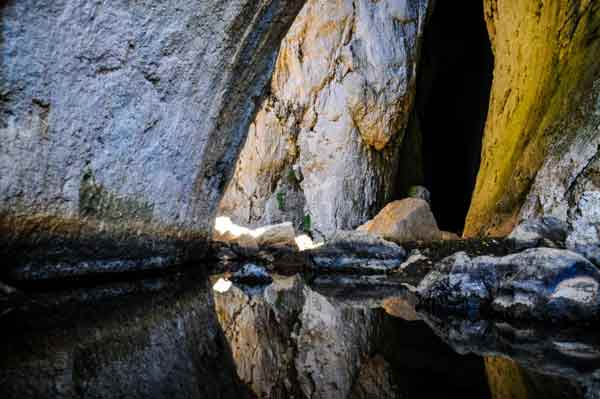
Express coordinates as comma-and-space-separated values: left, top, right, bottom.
464, 0, 600, 237
0, 0, 305, 269
219, 0, 430, 238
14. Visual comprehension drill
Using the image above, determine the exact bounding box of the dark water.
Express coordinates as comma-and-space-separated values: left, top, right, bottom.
1, 270, 599, 399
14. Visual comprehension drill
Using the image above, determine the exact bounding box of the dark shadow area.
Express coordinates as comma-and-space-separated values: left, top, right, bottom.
376, 314, 492, 398
397, 1, 494, 234
0, 270, 254, 399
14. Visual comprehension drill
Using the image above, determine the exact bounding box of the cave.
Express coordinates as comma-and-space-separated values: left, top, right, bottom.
398, 1, 494, 235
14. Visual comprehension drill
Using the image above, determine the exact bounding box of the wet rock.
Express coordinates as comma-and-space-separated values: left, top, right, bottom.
0, 281, 17, 296
358, 198, 442, 243
508, 217, 568, 250
308, 230, 406, 272
418, 248, 600, 321
567, 192, 600, 266
220, 0, 431, 237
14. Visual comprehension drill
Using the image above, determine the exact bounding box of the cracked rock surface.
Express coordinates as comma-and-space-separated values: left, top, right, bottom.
220, 0, 430, 237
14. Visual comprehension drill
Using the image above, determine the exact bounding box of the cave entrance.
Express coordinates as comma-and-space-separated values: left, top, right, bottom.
397, 1, 494, 235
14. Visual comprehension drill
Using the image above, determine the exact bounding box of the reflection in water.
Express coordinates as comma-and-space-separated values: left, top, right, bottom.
1, 271, 599, 398
485, 357, 582, 399
0, 272, 252, 399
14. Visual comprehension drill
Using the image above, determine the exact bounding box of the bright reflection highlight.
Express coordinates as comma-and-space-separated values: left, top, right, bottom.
213, 278, 232, 293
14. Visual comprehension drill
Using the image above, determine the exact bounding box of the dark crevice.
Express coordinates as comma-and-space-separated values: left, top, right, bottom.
396, 1, 494, 235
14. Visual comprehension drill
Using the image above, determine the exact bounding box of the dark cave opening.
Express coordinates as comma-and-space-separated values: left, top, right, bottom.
397, 1, 494, 235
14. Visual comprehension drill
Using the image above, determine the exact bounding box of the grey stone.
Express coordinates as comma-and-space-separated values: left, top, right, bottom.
567, 191, 600, 266
418, 248, 600, 321
508, 216, 568, 249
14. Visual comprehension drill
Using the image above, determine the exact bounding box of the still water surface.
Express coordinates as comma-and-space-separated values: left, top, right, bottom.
1, 269, 599, 398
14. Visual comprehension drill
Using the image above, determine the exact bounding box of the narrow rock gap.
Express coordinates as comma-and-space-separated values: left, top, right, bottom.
396, 1, 494, 235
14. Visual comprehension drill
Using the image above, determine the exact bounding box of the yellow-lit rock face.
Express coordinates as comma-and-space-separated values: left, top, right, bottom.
464, 0, 600, 237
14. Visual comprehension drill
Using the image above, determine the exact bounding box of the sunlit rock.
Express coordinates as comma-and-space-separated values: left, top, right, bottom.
220, 0, 431, 237
213, 278, 233, 294
357, 198, 443, 243
213, 216, 296, 250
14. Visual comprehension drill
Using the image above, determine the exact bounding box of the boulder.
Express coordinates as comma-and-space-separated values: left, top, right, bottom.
358, 198, 442, 243
418, 248, 600, 321
253, 223, 296, 248
508, 217, 568, 249
213, 216, 296, 250
308, 230, 406, 272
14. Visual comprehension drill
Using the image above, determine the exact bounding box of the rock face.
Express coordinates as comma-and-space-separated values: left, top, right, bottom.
418, 248, 600, 321
0, 0, 305, 271
566, 192, 600, 266
219, 0, 431, 237
358, 198, 442, 243
465, 0, 600, 237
